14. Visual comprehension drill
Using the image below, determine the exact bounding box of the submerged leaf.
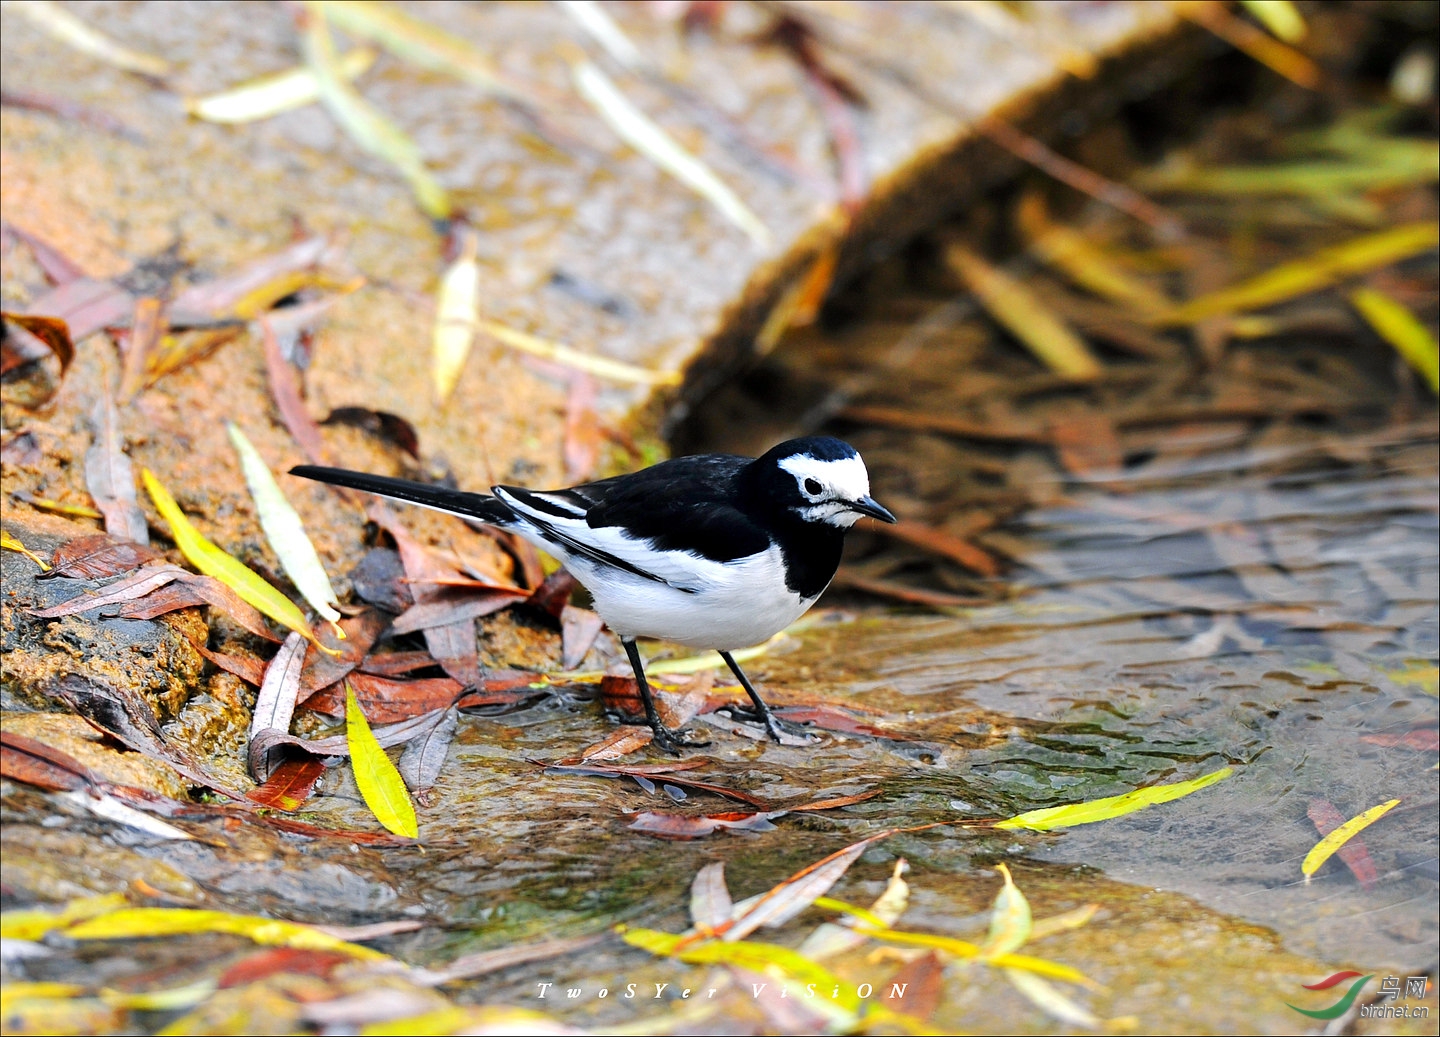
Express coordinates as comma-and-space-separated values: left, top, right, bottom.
981, 863, 1032, 960
347, 682, 419, 838
572, 59, 770, 248
63, 907, 391, 960
142, 468, 316, 643
1350, 287, 1439, 393
1302, 798, 1400, 882
228, 422, 341, 623
396, 705, 458, 801
945, 244, 1103, 381
995, 767, 1233, 831
246, 757, 326, 812
187, 47, 376, 123
1159, 223, 1440, 323
1005, 967, 1102, 1030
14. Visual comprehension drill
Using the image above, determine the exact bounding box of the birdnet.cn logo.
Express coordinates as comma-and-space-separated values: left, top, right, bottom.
1286, 972, 1431, 1020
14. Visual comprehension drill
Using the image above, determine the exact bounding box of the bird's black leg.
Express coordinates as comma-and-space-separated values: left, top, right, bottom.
621, 638, 707, 754
719, 651, 811, 745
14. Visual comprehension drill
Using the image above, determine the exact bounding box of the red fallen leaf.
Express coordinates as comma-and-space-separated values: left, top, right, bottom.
1, 730, 95, 790
38, 533, 163, 581
246, 756, 326, 812
218, 947, 353, 989
1308, 798, 1380, 889
18, 279, 131, 345
563, 372, 602, 482
195, 643, 268, 686
525, 569, 577, 621
110, 579, 212, 620
3, 311, 75, 388
359, 651, 439, 677
830, 570, 989, 609
305, 671, 465, 724
455, 685, 550, 712
600, 674, 643, 716
872, 519, 1000, 577
321, 407, 420, 459
773, 705, 896, 739
384, 522, 481, 687
2, 221, 89, 284
389, 587, 523, 635
1049, 414, 1124, 478
627, 809, 784, 838
116, 296, 166, 405
882, 951, 944, 1019
1360, 729, 1439, 752
297, 609, 389, 700
575, 727, 654, 762
260, 316, 332, 470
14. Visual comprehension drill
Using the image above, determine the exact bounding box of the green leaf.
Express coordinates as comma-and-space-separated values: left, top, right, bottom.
1350, 287, 1439, 394
1302, 798, 1401, 881
347, 681, 419, 838
141, 468, 317, 643
995, 767, 1233, 832
62, 907, 391, 960
227, 422, 342, 624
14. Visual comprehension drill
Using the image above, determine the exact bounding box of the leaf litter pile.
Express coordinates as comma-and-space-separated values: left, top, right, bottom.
3, 2, 1438, 1034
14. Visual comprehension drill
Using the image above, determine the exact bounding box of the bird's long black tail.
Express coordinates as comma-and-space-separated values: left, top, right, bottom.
290, 466, 515, 525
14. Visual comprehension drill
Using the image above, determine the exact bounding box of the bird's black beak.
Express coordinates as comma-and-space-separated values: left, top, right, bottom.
850, 495, 897, 523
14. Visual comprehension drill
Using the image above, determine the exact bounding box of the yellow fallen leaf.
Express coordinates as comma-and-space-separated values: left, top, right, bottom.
946, 243, 1104, 381
477, 317, 680, 386
1, 529, 49, 570
572, 59, 771, 248
1302, 798, 1401, 881
0, 893, 129, 941
856, 927, 1099, 988
432, 229, 479, 403
1239, 0, 1306, 42
141, 468, 317, 643
1005, 967, 1102, 1029
1158, 223, 1439, 324
981, 863, 1032, 960
187, 47, 376, 123
348, 681, 419, 838
995, 767, 1233, 831
63, 907, 391, 960
7, 0, 170, 76
1350, 287, 1439, 394
1016, 193, 1172, 315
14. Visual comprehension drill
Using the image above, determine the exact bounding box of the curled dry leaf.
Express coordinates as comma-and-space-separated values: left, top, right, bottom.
248, 632, 308, 782
2, 312, 75, 400
321, 406, 420, 458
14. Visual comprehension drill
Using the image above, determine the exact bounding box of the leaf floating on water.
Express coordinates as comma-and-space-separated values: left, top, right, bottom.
301, 5, 452, 222
227, 422, 341, 624
7, 0, 170, 77
1005, 967, 1102, 1030
1302, 798, 1400, 883
1350, 287, 1439, 394
944, 244, 1103, 382
347, 682, 419, 839
142, 468, 316, 643
431, 228, 479, 403
1159, 223, 1440, 324
572, 59, 771, 248
186, 47, 376, 123
725, 839, 869, 940
1, 530, 49, 571
995, 766, 1233, 831
63, 906, 392, 960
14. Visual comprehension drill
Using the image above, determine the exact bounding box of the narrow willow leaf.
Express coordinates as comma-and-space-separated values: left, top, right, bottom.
726, 840, 867, 941
86, 393, 149, 545
63, 907, 391, 960
314, 0, 521, 100
432, 230, 479, 402
982, 863, 1032, 960
857, 928, 1098, 987
995, 767, 1233, 832
248, 632, 308, 781
7, 0, 170, 76
476, 317, 680, 386
347, 682, 419, 839
59, 790, 193, 840
572, 60, 771, 248
1351, 287, 1439, 393
98, 979, 217, 1012
227, 422, 341, 623
1302, 798, 1401, 881
1005, 968, 1102, 1029
1238, 0, 1306, 42
187, 47, 376, 123
946, 244, 1103, 381
1016, 193, 1172, 315
141, 469, 316, 643
301, 6, 451, 221
559, 0, 644, 70
0, 894, 129, 941
1, 530, 49, 570
689, 862, 732, 932
1159, 223, 1440, 324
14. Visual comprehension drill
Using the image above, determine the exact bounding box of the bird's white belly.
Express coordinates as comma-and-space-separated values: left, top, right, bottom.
568, 544, 818, 649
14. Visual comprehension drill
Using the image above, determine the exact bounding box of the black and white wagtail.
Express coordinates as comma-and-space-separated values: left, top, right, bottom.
292, 436, 896, 751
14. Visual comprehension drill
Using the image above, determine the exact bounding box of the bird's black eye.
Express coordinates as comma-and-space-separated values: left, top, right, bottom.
804, 478, 823, 496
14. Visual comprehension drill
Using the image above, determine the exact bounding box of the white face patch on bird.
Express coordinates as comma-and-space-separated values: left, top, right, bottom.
777, 452, 877, 527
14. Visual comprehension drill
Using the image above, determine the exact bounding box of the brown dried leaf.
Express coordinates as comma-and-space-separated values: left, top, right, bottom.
872, 520, 1000, 577
1359, 729, 1439, 751
195, 643, 268, 686
172, 237, 330, 319
725, 840, 869, 939
3, 312, 75, 400
397, 704, 459, 802
249, 632, 308, 781
3, 221, 89, 284
627, 809, 784, 838
390, 588, 523, 635
19, 279, 133, 343
1, 730, 95, 790
358, 651, 438, 677
524, 568, 577, 620
689, 861, 733, 932
576, 727, 654, 762
245, 756, 326, 812
39, 533, 163, 581
260, 316, 332, 468
85, 394, 149, 544
563, 373, 603, 482
27, 564, 186, 617
109, 579, 210, 620
560, 605, 604, 669
298, 608, 389, 700
116, 297, 166, 405
176, 574, 284, 643
305, 672, 464, 724
321, 406, 420, 458
1049, 414, 1124, 478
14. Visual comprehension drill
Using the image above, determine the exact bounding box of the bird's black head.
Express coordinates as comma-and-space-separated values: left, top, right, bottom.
743, 436, 897, 528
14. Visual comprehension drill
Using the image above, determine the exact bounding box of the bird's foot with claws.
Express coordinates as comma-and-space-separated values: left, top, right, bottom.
720, 706, 819, 746
649, 723, 711, 755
